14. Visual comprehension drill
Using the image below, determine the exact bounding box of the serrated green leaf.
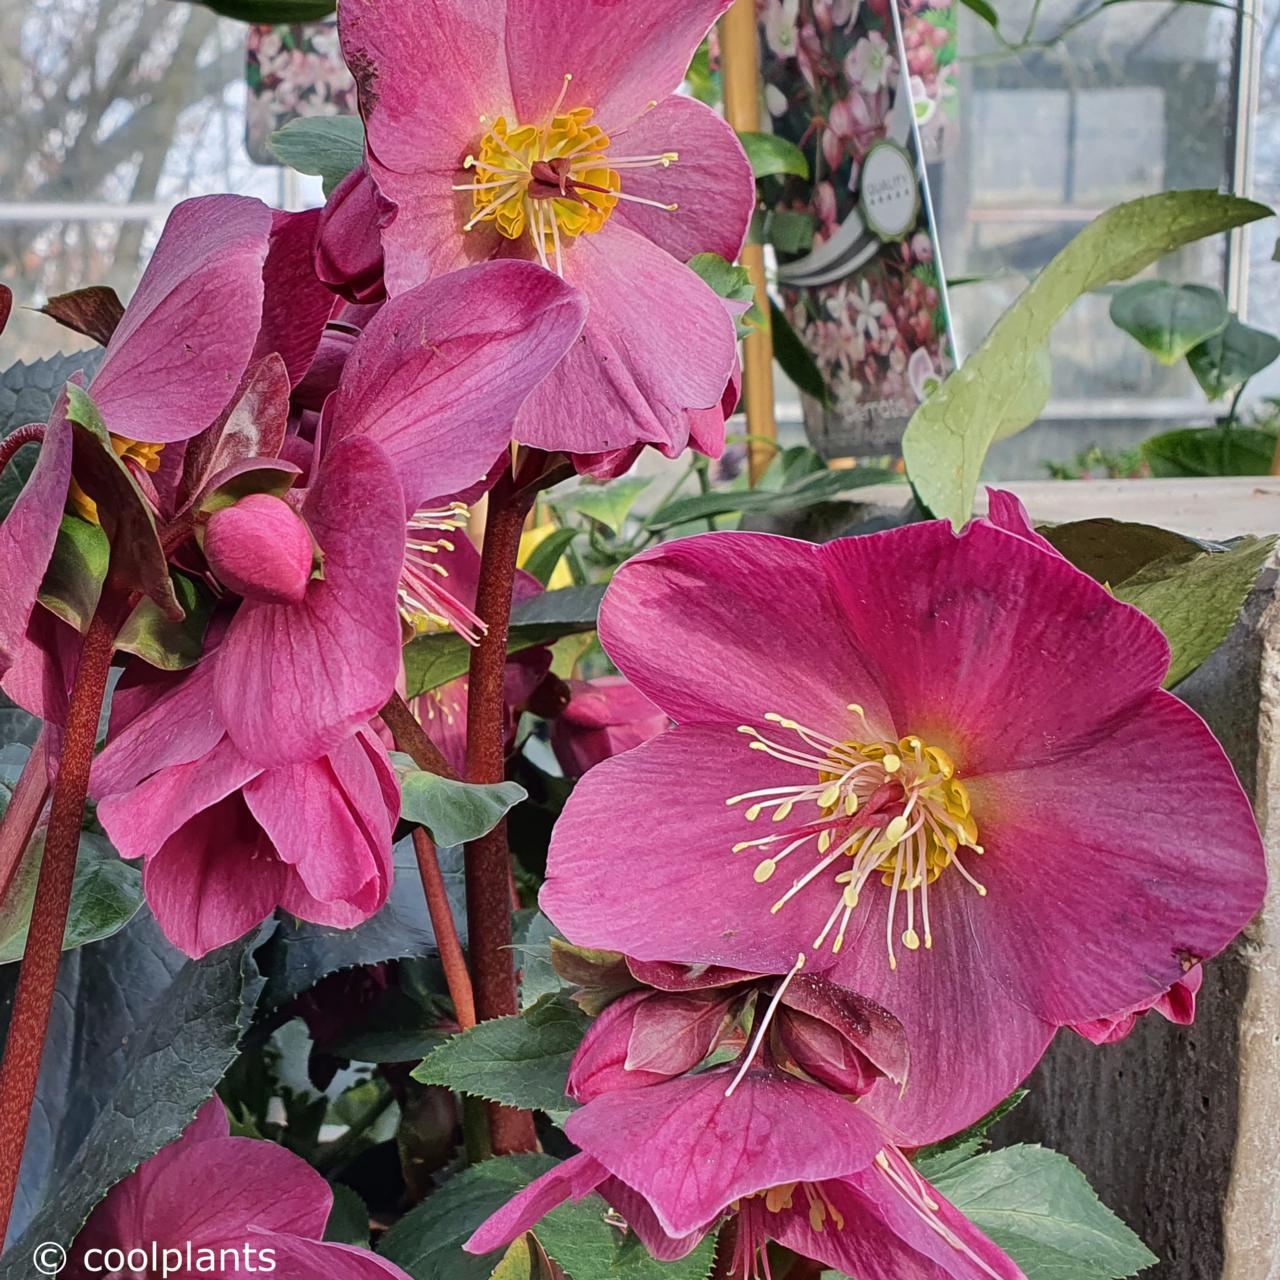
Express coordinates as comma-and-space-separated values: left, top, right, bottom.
930, 1145, 1157, 1280
325, 1184, 373, 1246
913, 1090, 1028, 1181
37, 515, 109, 633
1141, 425, 1277, 477
403, 586, 605, 699
534, 1201, 716, 1280
553, 477, 653, 536
739, 131, 809, 180
1110, 281, 1228, 365
1114, 535, 1275, 686
400, 771, 527, 847
269, 115, 366, 197
902, 191, 1272, 526
412, 994, 588, 1112
1186, 317, 1280, 400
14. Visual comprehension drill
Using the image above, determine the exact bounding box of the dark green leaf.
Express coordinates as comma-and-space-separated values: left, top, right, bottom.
1109, 281, 1228, 365
0, 924, 265, 1271
1141, 425, 1277, 477
400, 771, 527, 847
412, 993, 588, 1113
1185, 318, 1280, 400
738, 131, 810, 180
523, 527, 579, 586
403, 586, 605, 699
269, 115, 366, 197
902, 192, 1271, 526
929, 1145, 1157, 1280
958, 0, 1000, 28
325, 1184, 373, 1246
770, 300, 829, 405
1040, 519, 1207, 586
765, 209, 816, 255
1114, 535, 1275, 686
37, 516, 109, 633
182, 0, 335, 18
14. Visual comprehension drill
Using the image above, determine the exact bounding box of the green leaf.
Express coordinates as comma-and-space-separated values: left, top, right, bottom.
684, 39, 719, 107
269, 115, 366, 198
687, 253, 764, 337
183, 0, 335, 19
765, 209, 816, 255
1109, 281, 1228, 365
913, 1090, 1028, 1181
379, 1154, 715, 1280
770, 300, 830, 406
37, 515, 109, 633
930, 1145, 1157, 1280
1113, 535, 1275, 686
404, 586, 605, 699
0, 833, 145, 965
1040, 519, 1206, 586
115, 571, 215, 671
553, 477, 653, 536
1185, 317, 1280, 400
412, 993, 588, 1113
522, 527, 579, 587
400, 771, 527, 847
325, 1184, 373, 1246
1141, 425, 1277, 477
738, 131, 810, 181
901, 191, 1271, 526
514, 911, 568, 1011
958, 0, 1000, 28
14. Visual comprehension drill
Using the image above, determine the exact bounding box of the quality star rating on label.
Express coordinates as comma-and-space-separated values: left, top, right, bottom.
858, 139, 921, 242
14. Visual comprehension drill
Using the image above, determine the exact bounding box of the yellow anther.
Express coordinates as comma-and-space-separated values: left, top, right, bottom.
772, 802, 794, 823
883, 754, 902, 774
844, 793, 859, 816
883, 815, 909, 844
902, 928, 921, 951
818, 784, 842, 809
754, 859, 778, 884
842, 886, 859, 909
745, 805, 763, 821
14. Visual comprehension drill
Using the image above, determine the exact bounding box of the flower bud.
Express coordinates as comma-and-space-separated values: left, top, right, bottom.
550, 677, 669, 778
204, 493, 314, 605
315, 165, 394, 305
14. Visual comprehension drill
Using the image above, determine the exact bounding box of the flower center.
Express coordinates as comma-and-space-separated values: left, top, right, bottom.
456, 75, 678, 274
728, 709, 985, 968
398, 503, 486, 643
68, 435, 164, 525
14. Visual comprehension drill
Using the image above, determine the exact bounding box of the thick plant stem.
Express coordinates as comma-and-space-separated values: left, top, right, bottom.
0, 608, 116, 1242
0, 730, 50, 912
411, 827, 476, 1030
463, 480, 537, 1156
381, 691, 460, 780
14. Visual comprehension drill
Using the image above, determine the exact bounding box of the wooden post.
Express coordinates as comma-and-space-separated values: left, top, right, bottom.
718, 0, 778, 484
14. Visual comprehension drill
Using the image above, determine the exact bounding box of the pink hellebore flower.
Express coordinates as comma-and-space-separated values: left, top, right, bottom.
91, 655, 398, 960
541, 493, 1266, 1144
66, 1100, 412, 1280
551, 675, 669, 777
336, 0, 754, 460
1071, 964, 1202, 1046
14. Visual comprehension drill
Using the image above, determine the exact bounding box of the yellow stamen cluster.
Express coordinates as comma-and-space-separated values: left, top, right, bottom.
737, 1182, 847, 1234
456, 76, 678, 274
68, 435, 164, 525
398, 503, 485, 643
728, 708, 985, 969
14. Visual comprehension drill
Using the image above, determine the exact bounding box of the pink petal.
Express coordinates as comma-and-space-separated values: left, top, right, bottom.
599, 1179, 711, 1262
90, 195, 273, 444
144, 794, 286, 958
515, 224, 738, 455
597, 532, 890, 733
566, 990, 679, 1102
564, 1066, 884, 1239
981, 488, 1061, 558
966, 691, 1265, 1025
817, 519, 1172, 775
329, 262, 585, 509
505, 0, 732, 130
0, 397, 72, 674
258, 1235, 415, 1280
610, 95, 753, 263
215, 437, 406, 766
254, 208, 338, 387
464, 1152, 608, 1255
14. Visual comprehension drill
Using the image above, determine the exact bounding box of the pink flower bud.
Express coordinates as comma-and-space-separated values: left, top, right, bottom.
204, 493, 314, 605
315, 165, 394, 305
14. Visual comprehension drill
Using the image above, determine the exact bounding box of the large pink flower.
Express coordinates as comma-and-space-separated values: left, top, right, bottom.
335, 0, 754, 459
66, 1100, 411, 1280
541, 496, 1266, 1143
92, 656, 398, 959
551, 675, 669, 777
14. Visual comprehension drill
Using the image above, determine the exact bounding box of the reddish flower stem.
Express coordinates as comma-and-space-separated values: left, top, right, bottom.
0, 424, 45, 477
378, 694, 475, 1033
0, 606, 117, 1243
0, 730, 50, 913
711, 1218, 741, 1280
463, 476, 538, 1156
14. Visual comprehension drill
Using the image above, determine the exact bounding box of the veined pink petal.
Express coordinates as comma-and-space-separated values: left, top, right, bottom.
215, 437, 405, 767
966, 691, 1265, 1025
90, 195, 273, 444
254, 208, 337, 387
464, 1152, 609, 1255
597, 532, 891, 734
564, 1066, 884, 1239
817, 520, 1172, 775
610, 95, 754, 263
257, 1235, 419, 1280
515, 224, 738, 455
143, 795, 286, 959
0, 397, 72, 673
329, 262, 586, 509
982, 488, 1061, 558
598, 1179, 711, 1262
504, 0, 733, 130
